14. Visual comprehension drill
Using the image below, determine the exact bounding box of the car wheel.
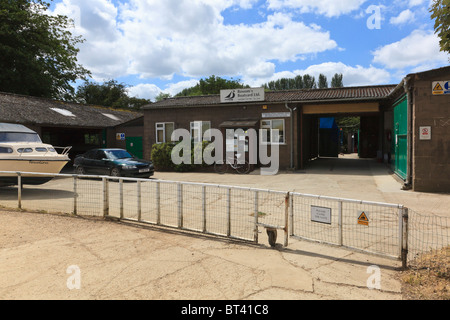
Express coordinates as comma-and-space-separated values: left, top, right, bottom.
110, 167, 121, 177
75, 166, 85, 175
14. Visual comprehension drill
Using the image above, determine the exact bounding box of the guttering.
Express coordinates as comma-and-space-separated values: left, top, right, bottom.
403, 76, 413, 189
284, 102, 297, 169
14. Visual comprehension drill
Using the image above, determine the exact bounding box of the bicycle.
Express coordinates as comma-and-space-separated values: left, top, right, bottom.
214, 153, 251, 174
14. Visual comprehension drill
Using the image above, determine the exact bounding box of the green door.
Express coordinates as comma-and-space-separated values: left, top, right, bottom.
393, 95, 408, 180
126, 136, 143, 159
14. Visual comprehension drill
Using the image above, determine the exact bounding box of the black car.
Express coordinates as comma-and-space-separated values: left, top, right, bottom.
74, 148, 154, 178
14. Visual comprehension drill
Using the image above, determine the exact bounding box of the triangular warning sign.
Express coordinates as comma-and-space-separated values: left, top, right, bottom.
358, 212, 369, 226
434, 83, 443, 91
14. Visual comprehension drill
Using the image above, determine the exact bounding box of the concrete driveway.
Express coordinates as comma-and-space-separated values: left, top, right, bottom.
0, 155, 448, 300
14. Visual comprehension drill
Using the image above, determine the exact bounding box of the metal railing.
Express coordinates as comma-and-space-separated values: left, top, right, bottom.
1, 171, 449, 267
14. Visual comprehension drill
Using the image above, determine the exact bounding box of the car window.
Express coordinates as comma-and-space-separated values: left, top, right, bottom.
84, 150, 96, 159
95, 150, 106, 160
105, 149, 133, 159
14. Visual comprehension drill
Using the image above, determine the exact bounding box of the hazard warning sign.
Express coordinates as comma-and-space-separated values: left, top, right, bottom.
358, 211, 369, 226
432, 81, 450, 95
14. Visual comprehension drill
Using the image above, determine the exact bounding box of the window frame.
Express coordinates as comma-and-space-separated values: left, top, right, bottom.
155, 122, 175, 144
260, 119, 286, 145
190, 121, 211, 142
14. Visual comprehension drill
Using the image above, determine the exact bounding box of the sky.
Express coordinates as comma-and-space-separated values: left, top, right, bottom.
49, 0, 449, 101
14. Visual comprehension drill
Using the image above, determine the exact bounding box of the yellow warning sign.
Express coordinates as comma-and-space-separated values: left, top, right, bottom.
434, 83, 443, 91
433, 82, 445, 95
358, 211, 369, 226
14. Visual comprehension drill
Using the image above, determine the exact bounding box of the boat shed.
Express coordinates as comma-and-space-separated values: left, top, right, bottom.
0, 92, 144, 164
142, 66, 450, 193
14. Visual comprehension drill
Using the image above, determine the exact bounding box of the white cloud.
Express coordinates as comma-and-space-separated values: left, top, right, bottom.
390, 9, 415, 25
372, 29, 449, 69
267, 0, 367, 17
50, 0, 338, 82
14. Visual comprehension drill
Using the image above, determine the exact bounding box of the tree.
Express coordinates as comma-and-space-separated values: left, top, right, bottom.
318, 74, 328, 89
155, 92, 171, 101
175, 75, 249, 97
0, 0, 90, 99
75, 80, 151, 110
331, 73, 344, 88
430, 0, 450, 54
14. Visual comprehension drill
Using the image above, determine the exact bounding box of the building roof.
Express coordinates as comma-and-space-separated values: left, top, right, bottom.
0, 92, 143, 128
143, 84, 397, 110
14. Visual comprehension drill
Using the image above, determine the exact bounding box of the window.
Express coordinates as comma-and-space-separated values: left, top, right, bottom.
190, 121, 211, 142
0, 147, 13, 153
260, 119, 285, 144
156, 122, 175, 144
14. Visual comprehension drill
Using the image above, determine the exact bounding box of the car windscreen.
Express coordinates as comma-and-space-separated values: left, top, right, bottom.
0, 132, 42, 143
105, 149, 133, 160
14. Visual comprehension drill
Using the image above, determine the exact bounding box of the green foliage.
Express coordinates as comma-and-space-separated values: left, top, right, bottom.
331, 73, 344, 88
318, 74, 328, 89
430, 0, 450, 54
75, 79, 151, 110
175, 75, 249, 97
0, 0, 90, 99
151, 141, 211, 172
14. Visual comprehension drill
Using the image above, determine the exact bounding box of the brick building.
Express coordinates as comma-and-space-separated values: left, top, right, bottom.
143, 66, 450, 193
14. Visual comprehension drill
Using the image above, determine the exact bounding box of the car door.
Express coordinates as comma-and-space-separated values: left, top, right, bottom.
91, 150, 110, 175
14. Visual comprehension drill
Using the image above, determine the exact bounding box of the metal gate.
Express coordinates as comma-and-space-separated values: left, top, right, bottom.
290, 192, 406, 260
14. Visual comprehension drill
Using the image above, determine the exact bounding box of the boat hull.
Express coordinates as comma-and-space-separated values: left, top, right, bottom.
0, 159, 68, 186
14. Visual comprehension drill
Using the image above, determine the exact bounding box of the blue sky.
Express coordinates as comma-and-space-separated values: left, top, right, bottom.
49, 0, 449, 101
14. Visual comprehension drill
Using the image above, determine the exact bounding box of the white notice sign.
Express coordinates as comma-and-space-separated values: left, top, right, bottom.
420, 126, 431, 140
311, 206, 332, 224
220, 88, 265, 103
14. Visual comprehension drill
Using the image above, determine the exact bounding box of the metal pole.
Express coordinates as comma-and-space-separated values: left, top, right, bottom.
227, 188, 231, 237
202, 185, 206, 233
119, 179, 124, 219
156, 182, 160, 225
284, 193, 289, 247
102, 177, 109, 218
17, 173, 21, 209
338, 201, 343, 246
177, 183, 183, 229
137, 180, 142, 222
254, 190, 259, 243
401, 207, 409, 269
73, 175, 77, 215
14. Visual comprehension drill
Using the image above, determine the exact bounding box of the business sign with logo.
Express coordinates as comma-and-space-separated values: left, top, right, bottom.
432, 81, 450, 95
220, 88, 265, 103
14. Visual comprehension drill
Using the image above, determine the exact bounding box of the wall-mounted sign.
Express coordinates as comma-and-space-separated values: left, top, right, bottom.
261, 112, 291, 118
419, 126, 431, 140
116, 133, 125, 141
432, 81, 450, 95
311, 206, 332, 224
220, 88, 265, 103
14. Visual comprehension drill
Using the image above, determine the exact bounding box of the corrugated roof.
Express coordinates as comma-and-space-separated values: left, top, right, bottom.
144, 85, 397, 109
0, 92, 143, 128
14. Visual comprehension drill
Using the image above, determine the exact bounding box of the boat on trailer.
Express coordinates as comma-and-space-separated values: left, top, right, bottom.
0, 123, 71, 186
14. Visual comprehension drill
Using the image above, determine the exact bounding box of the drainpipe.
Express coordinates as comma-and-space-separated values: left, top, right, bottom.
403, 77, 412, 189
285, 103, 297, 169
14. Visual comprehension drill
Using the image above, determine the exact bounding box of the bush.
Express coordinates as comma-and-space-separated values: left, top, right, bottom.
151, 141, 212, 172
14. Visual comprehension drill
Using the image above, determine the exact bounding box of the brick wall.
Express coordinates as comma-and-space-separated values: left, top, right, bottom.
143, 103, 296, 170
412, 73, 450, 192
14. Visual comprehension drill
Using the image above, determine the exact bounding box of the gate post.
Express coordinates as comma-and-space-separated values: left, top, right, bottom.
73, 175, 77, 215
102, 177, 109, 218
401, 207, 409, 269
17, 172, 22, 209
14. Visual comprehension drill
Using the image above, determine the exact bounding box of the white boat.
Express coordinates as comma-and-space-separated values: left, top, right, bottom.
0, 123, 71, 186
